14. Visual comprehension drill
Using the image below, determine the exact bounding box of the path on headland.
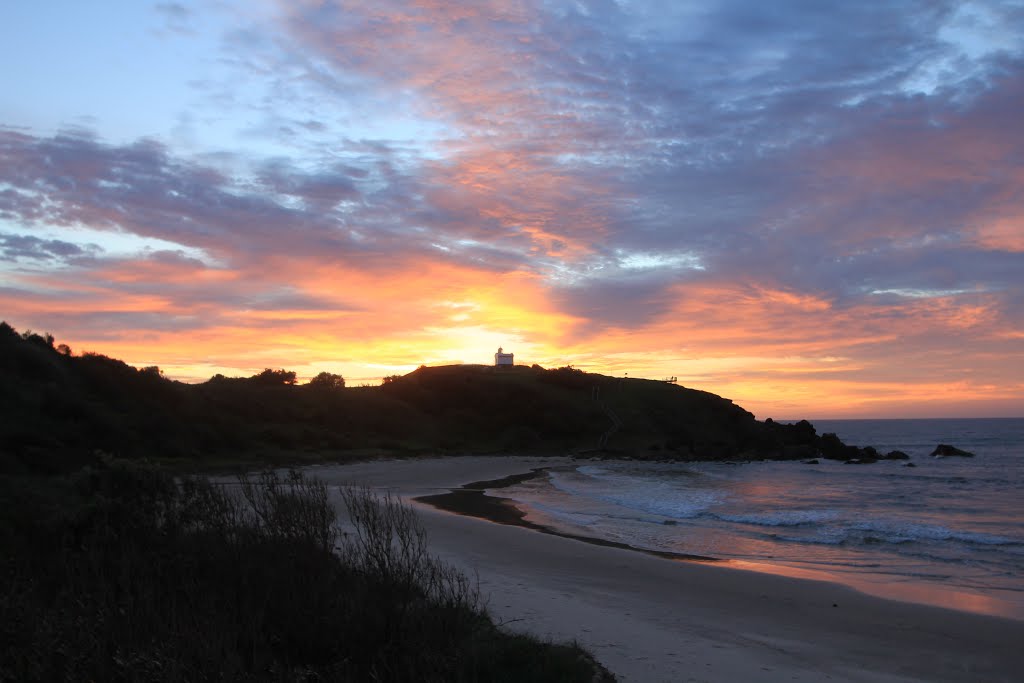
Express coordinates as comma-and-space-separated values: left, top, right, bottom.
592, 384, 623, 450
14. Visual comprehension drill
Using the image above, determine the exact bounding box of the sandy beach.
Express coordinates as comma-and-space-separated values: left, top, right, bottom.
309, 456, 1024, 683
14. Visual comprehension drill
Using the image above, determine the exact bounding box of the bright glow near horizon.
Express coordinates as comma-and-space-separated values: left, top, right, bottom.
2, 1, 1023, 419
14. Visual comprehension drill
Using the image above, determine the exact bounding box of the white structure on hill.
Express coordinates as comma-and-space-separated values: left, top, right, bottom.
494, 347, 514, 366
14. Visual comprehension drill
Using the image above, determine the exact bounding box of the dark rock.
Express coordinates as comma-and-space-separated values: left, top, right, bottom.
782, 444, 816, 460
930, 444, 975, 457
883, 450, 910, 460
904, 462, 916, 468
819, 432, 861, 461
790, 419, 818, 443
804, 459, 819, 465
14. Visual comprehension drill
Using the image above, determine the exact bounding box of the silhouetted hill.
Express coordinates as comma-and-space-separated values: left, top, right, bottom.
0, 322, 879, 473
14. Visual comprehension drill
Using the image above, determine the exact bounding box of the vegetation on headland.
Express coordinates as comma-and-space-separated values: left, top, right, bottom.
1, 321, 894, 475
0, 461, 614, 682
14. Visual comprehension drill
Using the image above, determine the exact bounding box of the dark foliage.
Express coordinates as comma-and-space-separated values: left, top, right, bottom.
0, 321, 875, 473
0, 462, 612, 682
308, 371, 346, 390
251, 368, 299, 386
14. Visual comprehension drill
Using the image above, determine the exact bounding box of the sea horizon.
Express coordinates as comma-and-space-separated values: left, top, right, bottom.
782, 415, 1024, 423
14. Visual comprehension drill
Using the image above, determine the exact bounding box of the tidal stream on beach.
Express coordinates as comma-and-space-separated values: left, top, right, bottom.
492, 418, 1024, 619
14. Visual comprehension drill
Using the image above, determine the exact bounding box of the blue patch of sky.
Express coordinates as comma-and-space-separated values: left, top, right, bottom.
0, 216, 211, 264
0, 1, 219, 144
901, 2, 1024, 96
0, 1, 445, 161
869, 287, 976, 299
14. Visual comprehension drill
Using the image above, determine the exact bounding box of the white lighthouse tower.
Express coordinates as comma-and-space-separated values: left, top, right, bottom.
494, 347, 514, 367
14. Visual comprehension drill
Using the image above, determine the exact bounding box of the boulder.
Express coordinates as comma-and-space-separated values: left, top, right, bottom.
929, 444, 975, 457
883, 450, 910, 460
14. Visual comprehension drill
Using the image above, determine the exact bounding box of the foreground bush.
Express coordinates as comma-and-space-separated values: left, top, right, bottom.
0, 462, 611, 682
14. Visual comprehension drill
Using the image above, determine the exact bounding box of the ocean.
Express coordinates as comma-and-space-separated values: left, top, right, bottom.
496, 418, 1024, 619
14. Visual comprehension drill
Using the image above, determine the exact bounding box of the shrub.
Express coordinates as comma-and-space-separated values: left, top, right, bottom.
239, 468, 337, 551
0, 464, 613, 682
308, 371, 346, 390
250, 368, 297, 385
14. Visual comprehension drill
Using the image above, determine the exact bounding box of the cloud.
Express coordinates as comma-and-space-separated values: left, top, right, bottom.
263, 1, 1024, 324
154, 2, 193, 35
0, 233, 98, 262
2, 1, 1023, 416
0, 128, 428, 269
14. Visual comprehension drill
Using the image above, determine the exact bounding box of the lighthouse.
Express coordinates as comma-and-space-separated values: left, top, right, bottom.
494, 347, 514, 367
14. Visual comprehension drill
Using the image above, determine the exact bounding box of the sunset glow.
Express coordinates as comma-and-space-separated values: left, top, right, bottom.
2, 1, 1023, 418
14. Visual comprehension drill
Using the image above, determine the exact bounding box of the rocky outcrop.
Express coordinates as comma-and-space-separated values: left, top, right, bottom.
883, 450, 910, 460
819, 433, 879, 462
930, 444, 975, 457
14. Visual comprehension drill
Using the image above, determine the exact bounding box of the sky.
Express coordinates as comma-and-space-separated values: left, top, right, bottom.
2, 0, 1023, 419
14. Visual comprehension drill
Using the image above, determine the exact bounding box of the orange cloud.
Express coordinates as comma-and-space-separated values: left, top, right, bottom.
532, 281, 1020, 418
971, 216, 1024, 253
5, 233, 1019, 419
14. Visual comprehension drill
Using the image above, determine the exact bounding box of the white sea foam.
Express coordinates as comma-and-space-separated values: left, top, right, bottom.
715, 509, 839, 527
548, 469, 721, 520
847, 520, 1021, 547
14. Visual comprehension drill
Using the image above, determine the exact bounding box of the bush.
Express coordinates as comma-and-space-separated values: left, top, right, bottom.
308, 371, 345, 390
250, 368, 297, 385
0, 463, 613, 682
240, 468, 337, 551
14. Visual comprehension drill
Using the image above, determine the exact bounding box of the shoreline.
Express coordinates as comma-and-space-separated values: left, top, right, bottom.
312, 455, 1024, 682
415, 467, 719, 563
415, 462, 1024, 621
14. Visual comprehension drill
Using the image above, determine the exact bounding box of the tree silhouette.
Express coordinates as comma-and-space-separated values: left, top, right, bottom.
308, 371, 345, 390
251, 368, 297, 386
